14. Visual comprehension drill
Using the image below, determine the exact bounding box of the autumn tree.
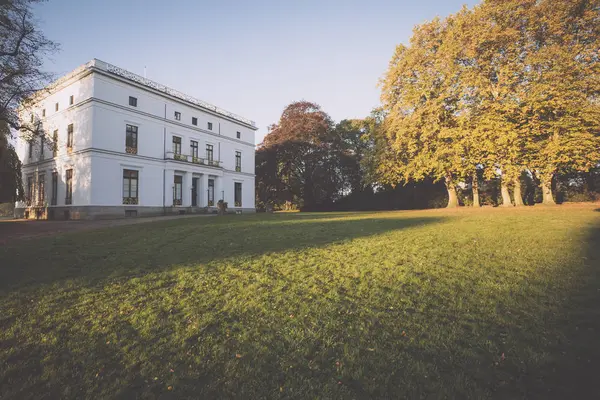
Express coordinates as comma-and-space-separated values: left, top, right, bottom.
521, 0, 600, 204
380, 0, 600, 208
257, 101, 344, 210
379, 13, 477, 208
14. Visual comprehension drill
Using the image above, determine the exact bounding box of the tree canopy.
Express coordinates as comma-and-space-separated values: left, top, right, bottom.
378, 0, 600, 207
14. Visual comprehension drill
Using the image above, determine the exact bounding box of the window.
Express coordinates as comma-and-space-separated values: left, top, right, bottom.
30, 114, 34, 123
37, 174, 45, 205
28, 141, 33, 159
129, 96, 137, 107
190, 140, 198, 159
53, 130, 58, 157
126, 124, 138, 154
208, 178, 214, 206
236, 131, 241, 139
55, 103, 59, 111
234, 182, 242, 207
192, 117, 198, 126
65, 169, 73, 205
39, 136, 45, 160
206, 144, 213, 162
235, 151, 241, 172
51, 172, 58, 205
174, 111, 181, 121
69, 95, 74, 105
207, 122, 213, 130
26, 176, 33, 206
173, 175, 182, 206
42, 109, 46, 117
67, 124, 73, 151
172, 136, 182, 154
123, 169, 139, 204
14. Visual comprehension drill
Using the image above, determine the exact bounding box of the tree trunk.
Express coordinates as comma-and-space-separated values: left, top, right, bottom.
541, 174, 556, 205
500, 180, 512, 207
445, 176, 459, 208
513, 177, 524, 207
472, 173, 480, 207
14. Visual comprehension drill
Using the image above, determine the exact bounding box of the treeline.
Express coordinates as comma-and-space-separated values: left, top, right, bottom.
257, 0, 599, 211
255, 102, 599, 211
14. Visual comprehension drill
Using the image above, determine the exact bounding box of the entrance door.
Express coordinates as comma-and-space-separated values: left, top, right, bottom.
191, 177, 198, 207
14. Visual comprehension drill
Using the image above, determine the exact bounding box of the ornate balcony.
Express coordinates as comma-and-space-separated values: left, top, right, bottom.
125, 146, 138, 155
165, 152, 221, 167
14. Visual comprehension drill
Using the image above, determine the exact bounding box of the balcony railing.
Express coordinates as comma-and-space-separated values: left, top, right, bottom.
165, 152, 221, 167
125, 146, 138, 155
123, 197, 138, 205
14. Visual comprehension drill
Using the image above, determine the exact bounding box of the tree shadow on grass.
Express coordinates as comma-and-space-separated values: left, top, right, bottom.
509, 219, 600, 398
3, 212, 599, 398
0, 213, 446, 293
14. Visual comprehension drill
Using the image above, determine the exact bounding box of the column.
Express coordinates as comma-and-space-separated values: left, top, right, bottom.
201, 173, 209, 207
182, 172, 192, 207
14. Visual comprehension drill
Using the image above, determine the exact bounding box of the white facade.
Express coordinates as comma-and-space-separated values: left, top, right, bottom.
15, 59, 257, 219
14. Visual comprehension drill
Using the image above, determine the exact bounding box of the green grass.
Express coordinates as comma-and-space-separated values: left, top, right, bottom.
1, 205, 600, 399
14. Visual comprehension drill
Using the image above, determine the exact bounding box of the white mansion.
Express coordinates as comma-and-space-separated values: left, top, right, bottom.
14, 59, 257, 219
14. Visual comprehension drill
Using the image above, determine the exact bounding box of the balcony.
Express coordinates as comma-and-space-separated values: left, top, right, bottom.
165, 152, 221, 167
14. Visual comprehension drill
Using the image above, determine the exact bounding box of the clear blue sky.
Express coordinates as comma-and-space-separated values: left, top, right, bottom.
35, 0, 478, 144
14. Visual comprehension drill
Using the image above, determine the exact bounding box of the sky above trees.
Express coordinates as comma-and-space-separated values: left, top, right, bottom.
33, 0, 478, 144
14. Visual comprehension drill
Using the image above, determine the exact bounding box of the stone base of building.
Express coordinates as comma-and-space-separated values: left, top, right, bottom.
14, 206, 256, 220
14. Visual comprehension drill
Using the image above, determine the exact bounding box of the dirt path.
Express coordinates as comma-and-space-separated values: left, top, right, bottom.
0, 214, 215, 245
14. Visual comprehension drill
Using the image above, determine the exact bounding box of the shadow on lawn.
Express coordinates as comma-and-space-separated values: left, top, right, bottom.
2, 212, 600, 398
0, 213, 445, 292
518, 220, 600, 398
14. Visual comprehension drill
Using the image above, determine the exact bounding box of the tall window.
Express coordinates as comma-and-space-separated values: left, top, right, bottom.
235, 151, 241, 172
37, 174, 45, 205
207, 122, 213, 130
206, 144, 213, 162
173, 175, 182, 206
129, 96, 137, 107
172, 136, 182, 154
236, 131, 241, 139
126, 124, 138, 154
67, 124, 73, 151
53, 130, 58, 157
42, 109, 46, 117
26, 176, 33, 206
192, 117, 198, 126
190, 140, 198, 158
123, 169, 139, 204
174, 111, 181, 121
65, 169, 73, 205
69, 95, 74, 105
234, 182, 242, 207
51, 172, 58, 205
208, 178, 214, 206
39, 136, 44, 160
28, 141, 33, 159
55, 102, 59, 111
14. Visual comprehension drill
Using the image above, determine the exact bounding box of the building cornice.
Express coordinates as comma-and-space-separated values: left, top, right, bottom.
28, 59, 257, 130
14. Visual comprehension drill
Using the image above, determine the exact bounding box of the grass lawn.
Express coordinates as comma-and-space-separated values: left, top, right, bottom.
1, 205, 600, 399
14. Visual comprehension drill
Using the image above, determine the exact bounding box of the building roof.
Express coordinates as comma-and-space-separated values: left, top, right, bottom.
47, 59, 257, 129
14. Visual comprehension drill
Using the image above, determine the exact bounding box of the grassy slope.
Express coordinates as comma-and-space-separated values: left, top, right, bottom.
1, 205, 599, 399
